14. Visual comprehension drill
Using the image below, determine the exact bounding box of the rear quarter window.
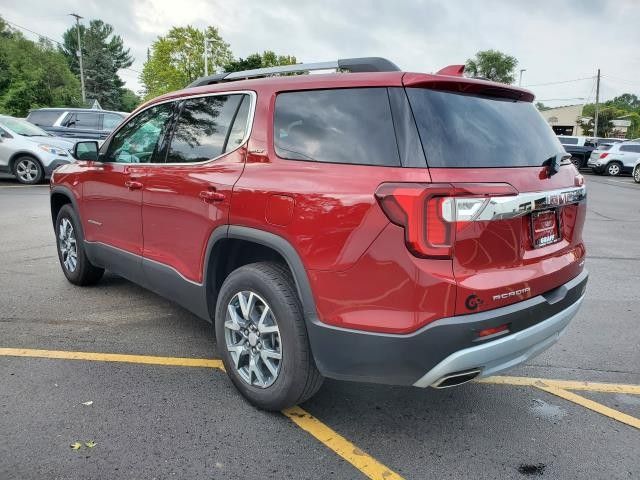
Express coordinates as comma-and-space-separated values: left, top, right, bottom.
274, 88, 400, 167
558, 137, 579, 145
26, 110, 62, 127
406, 88, 562, 168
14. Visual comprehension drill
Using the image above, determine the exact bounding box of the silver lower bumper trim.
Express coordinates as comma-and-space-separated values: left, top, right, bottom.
412, 294, 585, 388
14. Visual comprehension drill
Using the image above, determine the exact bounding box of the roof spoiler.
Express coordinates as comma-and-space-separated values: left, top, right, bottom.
187, 57, 400, 87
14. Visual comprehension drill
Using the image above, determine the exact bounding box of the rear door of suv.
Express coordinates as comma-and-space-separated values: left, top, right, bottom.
140, 92, 253, 285
403, 76, 586, 315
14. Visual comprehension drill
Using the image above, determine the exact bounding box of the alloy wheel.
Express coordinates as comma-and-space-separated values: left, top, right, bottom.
607, 163, 621, 176
224, 291, 282, 388
58, 218, 78, 272
634, 167, 640, 183
16, 159, 39, 183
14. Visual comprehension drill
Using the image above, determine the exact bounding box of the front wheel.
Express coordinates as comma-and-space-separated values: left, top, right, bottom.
215, 262, 323, 410
55, 205, 104, 285
570, 156, 582, 169
13, 156, 44, 184
634, 166, 640, 184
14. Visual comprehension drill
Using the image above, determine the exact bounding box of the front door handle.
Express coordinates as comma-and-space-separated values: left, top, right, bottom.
125, 180, 143, 190
199, 190, 225, 203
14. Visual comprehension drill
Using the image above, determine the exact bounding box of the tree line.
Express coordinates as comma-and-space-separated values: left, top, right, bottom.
1, 16, 638, 139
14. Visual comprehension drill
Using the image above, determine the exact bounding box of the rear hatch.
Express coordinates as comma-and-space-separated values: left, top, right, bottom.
403, 78, 587, 315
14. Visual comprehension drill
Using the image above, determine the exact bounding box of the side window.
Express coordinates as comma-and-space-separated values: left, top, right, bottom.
274, 88, 400, 167
620, 145, 640, 153
66, 113, 101, 129
27, 110, 62, 127
166, 94, 246, 163
224, 95, 251, 152
103, 113, 124, 130
104, 103, 173, 164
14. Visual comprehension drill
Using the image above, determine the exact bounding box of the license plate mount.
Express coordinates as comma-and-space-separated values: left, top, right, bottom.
531, 209, 561, 248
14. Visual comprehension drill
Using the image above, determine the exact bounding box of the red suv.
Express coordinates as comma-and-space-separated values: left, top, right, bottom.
50, 58, 588, 410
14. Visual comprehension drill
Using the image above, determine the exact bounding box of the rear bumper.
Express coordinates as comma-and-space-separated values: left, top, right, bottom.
307, 270, 588, 387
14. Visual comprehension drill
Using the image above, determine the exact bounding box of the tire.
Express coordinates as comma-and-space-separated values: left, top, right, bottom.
215, 262, 323, 410
634, 166, 640, 184
605, 161, 622, 176
570, 156, 582, 169
55, 204, 104, 286
13, 156, 44, 185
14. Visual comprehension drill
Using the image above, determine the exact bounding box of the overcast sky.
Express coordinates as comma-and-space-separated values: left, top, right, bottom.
2, 0, 638, 106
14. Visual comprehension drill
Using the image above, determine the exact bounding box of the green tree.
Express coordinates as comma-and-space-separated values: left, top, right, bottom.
465, 49, 518, 84
0, 17, 81, 116
140, 26, 232, 100
224, 51, 297, 73
60, 20, 133, 110
119, 88, 141, 112
577, 105, 626, 137
535, 102, 551, 111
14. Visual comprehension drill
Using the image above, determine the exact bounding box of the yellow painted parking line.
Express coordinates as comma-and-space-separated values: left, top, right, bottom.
283, 406, 404, 480
0, 347, 224, 369
479, 375, 640, 395
535, 384, 640, 430
0, 347, 401, 479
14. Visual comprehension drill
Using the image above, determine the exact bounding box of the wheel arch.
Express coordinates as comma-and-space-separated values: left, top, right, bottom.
50, 186, 83, 238
203, 226, 317, 322
9, 151, 43, 171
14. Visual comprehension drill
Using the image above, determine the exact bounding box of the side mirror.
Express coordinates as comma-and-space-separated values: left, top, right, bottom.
73, 141, 99, 161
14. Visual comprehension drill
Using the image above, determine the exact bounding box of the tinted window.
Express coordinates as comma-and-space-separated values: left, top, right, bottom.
558, 137, 579, 145
104, 103, 173, 163
26, 110, 63, 127
103, 113, 124, 130
166, 94, 247, 163
274, 88, 400, 167
66, 112, 100, 129
621, 144, 640, 153
225, 96, 251, 151
406, 88, 563, 168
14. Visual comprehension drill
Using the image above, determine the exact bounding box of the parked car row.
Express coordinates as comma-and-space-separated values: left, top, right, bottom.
557, 135, 625, 169
0, 108, 126, 184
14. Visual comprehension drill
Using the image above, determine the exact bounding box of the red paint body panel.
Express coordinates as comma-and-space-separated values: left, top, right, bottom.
51, 68, 587, 336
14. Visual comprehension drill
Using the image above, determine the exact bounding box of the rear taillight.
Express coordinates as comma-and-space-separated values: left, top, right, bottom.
375, 182, 517, 259
600, 153, 609, 159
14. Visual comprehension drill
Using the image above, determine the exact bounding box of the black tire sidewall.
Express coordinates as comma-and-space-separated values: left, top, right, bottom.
215, 263, 311, 410
634, 167, 640, 183
55, 205, 93, 284
13, 156, 44, 185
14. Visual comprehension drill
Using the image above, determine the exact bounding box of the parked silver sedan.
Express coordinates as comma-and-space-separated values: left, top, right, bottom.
0, 116, 75, 184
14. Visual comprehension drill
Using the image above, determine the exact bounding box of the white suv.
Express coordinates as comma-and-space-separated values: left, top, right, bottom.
587, 141, 640, 176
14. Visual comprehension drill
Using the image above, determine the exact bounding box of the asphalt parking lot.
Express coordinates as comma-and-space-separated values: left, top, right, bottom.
0, 172, 639, 480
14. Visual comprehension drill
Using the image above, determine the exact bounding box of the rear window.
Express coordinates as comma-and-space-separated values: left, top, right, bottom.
274, 88, 400, 167
406, 88, 562, 168
26, 110, 62, 127
65, 112, 101, 129
558, 137, 579, 145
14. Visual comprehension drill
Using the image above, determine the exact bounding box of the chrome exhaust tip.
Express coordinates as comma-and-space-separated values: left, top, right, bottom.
431, 368, 482, 389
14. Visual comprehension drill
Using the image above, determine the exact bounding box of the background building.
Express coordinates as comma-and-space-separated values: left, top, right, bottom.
540, 104, 586, 135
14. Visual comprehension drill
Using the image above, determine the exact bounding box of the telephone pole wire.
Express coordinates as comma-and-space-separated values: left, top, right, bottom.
594, 68, 600, 138
69, 13, 86, 104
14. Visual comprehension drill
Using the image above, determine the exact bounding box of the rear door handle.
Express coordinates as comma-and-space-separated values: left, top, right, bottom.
125, 180, 143, 190
199, 190, 225, 203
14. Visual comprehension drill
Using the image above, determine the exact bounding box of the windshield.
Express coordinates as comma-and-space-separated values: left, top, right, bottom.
0, 117, 50, 137
558, 137, 579, 145
406, 88, 563, 168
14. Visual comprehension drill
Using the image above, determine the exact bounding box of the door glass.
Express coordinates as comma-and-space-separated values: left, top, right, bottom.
166, 94, 245, 163
225, 95, 251, 152
66, 113, 101, 129
104, 103, 173, 164
103, 113, 125, 130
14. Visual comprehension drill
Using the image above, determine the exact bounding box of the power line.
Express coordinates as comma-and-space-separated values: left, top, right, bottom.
3, 17, 141, 75
524, 76, 595, 87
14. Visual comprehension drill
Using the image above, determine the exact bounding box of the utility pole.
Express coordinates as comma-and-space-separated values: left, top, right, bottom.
518, 69, 527, 86
204, 38, 210, 76
593, 68, 601, 138
69, 13, 86, 104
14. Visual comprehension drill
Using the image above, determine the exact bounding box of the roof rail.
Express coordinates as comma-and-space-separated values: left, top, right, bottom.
187, 57, 400, 88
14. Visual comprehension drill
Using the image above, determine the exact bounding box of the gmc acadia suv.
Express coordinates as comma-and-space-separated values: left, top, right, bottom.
50, 58, 588, 410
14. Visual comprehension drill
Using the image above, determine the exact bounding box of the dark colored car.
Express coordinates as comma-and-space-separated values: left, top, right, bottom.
27, 108, 127, 141
49, 57, 588, 410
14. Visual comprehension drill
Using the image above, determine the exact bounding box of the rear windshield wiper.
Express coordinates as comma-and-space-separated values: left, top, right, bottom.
543, 152, 571, 177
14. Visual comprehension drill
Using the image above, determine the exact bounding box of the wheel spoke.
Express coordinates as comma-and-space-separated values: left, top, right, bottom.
225, 304, 243, 331
261, 348, 282, 361
261, 357, 279, 377
250, 355, 266, 386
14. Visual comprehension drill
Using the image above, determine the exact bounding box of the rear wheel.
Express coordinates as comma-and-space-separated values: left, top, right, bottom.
634, 165, 640, 184
55, 205, 104, 285
605, 161, 622, 176
215, 262, 323, 410
570, 156, 582, 169
13, 156, 43, 184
